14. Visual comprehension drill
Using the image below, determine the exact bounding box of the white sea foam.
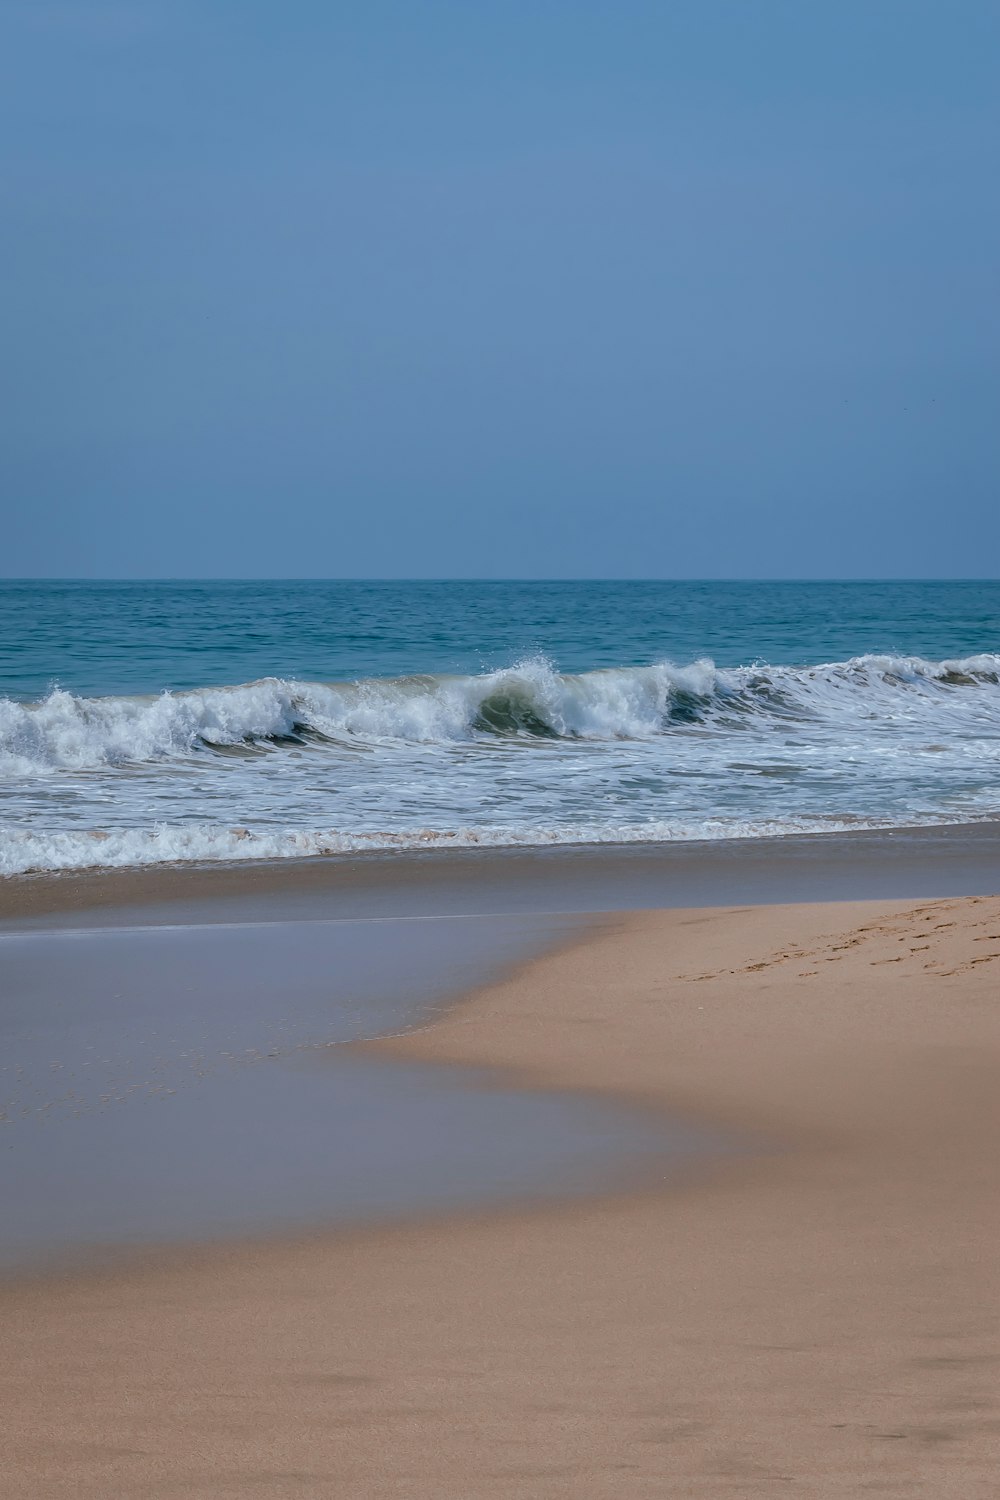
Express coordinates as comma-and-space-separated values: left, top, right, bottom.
0, 811, 952, 878
4, 653, 999, 874
2, 653, 999, 776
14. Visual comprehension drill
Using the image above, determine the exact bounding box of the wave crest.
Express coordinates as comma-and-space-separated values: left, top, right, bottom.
2, 652, 999, 776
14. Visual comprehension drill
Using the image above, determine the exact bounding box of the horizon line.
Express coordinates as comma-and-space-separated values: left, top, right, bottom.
3, 577, 999, 587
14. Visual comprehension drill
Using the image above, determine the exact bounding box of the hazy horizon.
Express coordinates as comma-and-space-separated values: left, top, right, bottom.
4, 576, 1000, 584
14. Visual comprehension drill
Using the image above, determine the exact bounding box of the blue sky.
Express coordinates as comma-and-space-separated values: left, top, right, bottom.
2, 1, 998, 577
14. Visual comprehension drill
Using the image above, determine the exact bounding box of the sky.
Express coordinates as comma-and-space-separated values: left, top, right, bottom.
1, 0, 998, 578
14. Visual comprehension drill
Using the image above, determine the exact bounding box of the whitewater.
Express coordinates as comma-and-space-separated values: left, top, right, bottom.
3, 652, 1000, 875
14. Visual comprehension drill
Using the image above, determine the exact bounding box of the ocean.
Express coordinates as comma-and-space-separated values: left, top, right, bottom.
2, 579, 998, 875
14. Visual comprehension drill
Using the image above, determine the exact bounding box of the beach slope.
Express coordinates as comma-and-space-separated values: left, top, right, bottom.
2, 895, 999, 1497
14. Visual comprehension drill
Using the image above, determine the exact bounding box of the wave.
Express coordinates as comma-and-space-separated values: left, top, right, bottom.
2, 653, 1000, 776
1, 811, 979, 878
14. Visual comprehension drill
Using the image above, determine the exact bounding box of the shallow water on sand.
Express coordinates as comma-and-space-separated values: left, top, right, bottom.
0, 912, 703, 1272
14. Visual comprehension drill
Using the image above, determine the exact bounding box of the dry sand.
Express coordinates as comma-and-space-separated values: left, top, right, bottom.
2, 895, 999, 1497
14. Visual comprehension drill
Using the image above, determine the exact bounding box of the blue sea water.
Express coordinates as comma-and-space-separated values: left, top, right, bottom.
2, 579, 998, 874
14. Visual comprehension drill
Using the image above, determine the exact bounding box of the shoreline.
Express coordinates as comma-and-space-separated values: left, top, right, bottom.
3, 892, 999, 1494
4, 817, 1000, 926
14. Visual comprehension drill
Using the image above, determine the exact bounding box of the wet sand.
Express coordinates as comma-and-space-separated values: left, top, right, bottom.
0, 911, 697, 1270
5, 819, 1000, 929
3, 888, 999, 1496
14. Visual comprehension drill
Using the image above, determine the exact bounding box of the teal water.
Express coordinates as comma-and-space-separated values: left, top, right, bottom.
3, 579, 998, 699
1, 580, 998, 873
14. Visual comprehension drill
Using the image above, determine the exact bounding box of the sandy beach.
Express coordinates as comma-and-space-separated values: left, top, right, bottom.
6, 0, 999, 1488
3, 887, 999, 1497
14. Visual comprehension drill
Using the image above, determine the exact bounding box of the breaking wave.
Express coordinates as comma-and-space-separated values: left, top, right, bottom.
4, 653, 1000, 776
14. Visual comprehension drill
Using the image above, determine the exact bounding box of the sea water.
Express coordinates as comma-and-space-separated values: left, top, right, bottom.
2, 579, 998, 874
